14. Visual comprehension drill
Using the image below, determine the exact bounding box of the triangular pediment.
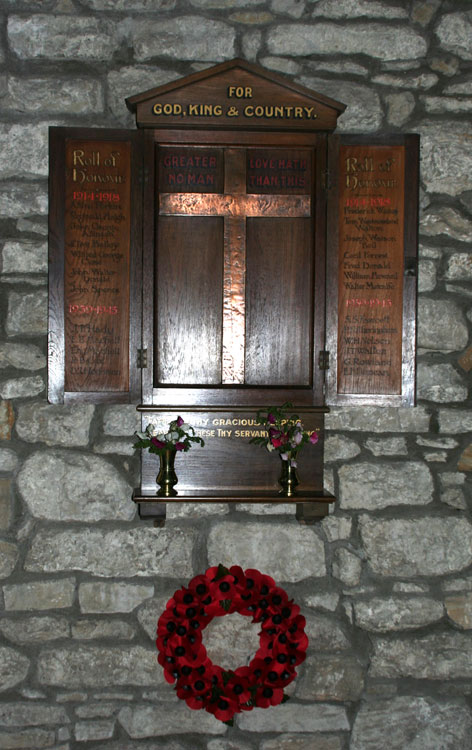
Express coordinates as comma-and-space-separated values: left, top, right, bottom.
126, 59, 345, 131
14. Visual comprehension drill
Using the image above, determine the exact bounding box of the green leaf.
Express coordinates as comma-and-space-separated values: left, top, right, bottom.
220, 599, 232, 612
215, 564, 230, 580
223, 718, 234, 727
281, 693, 290, 703
222, 670, 234, 686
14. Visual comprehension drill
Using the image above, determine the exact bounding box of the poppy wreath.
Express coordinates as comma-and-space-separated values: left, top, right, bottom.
156, 564, 308, 724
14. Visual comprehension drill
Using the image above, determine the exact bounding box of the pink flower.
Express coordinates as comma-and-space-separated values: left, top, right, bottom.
267, 413, 276, 424
176, 416, 184, 427
151, 437, 166, 449
269, 428, 288, 448
175, 442, 186, 451
309, 432, 319, 445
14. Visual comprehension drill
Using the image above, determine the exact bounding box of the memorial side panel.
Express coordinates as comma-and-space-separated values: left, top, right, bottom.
64, 140, 131, 392
337, 145, 405, 396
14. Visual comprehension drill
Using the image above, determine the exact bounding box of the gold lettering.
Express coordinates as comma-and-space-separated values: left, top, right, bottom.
346, 156, 375, 173
228, 85, 253, 98
72, 169, 124, 185
73, 150, 100, 167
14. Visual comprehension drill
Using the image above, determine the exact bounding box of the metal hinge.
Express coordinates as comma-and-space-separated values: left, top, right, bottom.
137, 348, 148, 368
322, 169, 333, 191
318, 350, 330, 370
138, 166, 150, 185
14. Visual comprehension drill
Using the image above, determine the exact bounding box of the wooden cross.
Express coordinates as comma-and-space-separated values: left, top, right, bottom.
159, 149, 310, 384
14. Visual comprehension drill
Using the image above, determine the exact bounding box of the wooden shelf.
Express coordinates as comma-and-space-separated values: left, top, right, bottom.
132, 489, 335, 526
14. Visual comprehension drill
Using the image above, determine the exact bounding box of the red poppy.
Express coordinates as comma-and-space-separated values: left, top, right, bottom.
205, 565, 244, 614
224, 669, 252, 706
253, 683, 285, 708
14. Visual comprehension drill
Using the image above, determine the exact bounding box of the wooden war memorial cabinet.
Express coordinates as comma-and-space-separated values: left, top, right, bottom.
47, 60, 419, 524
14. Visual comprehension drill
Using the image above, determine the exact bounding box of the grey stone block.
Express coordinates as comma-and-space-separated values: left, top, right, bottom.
0, 123, 49, 178
25, 527, 197, 578
420, 122, 472, 196
236, 702, 349, 732
118, 702, 226, 736
38, 645, 163, 687
79, 582, 154, 613
0, 540, 19, 579
0, 343, 46, 371
0, 375, 45, 399
207, 521, 326, 581
371, 631, 472, 679
18, 451, 134, 522
436, 11, 472, 60
296, 654, 364, 701
0, 702, 69, 726
418, 298, 468, 352
299, 76, 381, 132
0, 647, 30, 693
4, 77, 103, 115
359, 516, 472, 577
8, 15, 118, 61
131, 16, 236, 62
351, 696, 472, 750
0, 183, 48, 218
268, 22, 426, 60
339, 462, 433, 509
421, 206, 472, 244
311, 0, 407, 18
16, 403, 94, 447
353, 596, 443, 631
417, 363, 467, 402
6, 290, 48, 337
4, 579, 76, 611
0, 617, 70, 644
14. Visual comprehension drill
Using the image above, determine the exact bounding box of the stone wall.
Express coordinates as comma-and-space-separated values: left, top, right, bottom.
0, 1, 471, 748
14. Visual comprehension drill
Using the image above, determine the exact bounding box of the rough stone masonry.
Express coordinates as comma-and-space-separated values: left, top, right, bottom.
0, 1, 471, 749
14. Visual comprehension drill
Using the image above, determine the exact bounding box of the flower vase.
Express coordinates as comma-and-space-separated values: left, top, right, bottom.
278, 456, 299, 497
156, 448, 178, 497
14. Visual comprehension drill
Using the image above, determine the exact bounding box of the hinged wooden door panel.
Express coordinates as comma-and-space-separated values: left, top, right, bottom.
146, 131, 326, 408
48, 127, 143, 404
325, 134, 419, 406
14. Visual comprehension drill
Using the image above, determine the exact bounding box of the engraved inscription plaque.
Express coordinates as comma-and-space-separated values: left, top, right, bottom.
337, 144, 405, 395
326, 135, 419, 406
48, 127, 142, 404
64, 139, 131, 392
